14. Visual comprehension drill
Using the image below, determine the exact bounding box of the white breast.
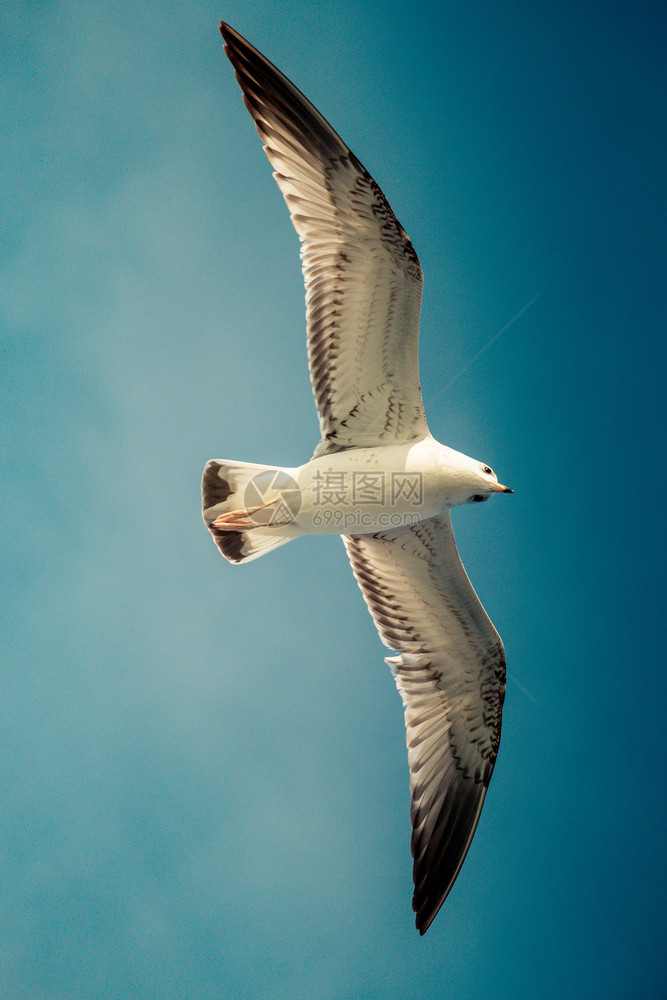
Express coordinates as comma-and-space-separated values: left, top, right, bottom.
292, 439, 452, 535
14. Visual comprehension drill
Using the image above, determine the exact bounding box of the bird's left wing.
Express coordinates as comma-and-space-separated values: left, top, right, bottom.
343, 513, 506, 933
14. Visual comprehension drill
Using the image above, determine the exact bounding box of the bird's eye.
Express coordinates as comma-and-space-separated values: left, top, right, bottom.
469, 494, 488, 503
482, 465, 493, 476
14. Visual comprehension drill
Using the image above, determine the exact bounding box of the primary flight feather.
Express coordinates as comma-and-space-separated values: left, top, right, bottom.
202, 21, 513, 934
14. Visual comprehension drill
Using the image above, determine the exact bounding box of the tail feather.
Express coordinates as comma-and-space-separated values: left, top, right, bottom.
202, 460, 297, 564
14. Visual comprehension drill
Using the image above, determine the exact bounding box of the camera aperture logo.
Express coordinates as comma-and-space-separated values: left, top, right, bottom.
243, 470, 302, 526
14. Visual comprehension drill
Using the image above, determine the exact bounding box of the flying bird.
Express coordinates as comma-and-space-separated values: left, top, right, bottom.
203, 21, 513, 934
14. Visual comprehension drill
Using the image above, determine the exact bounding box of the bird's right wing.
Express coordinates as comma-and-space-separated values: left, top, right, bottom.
220, 23, 429, 456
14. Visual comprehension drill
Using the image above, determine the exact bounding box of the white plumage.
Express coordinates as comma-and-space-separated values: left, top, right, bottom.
202, 22, 513, 933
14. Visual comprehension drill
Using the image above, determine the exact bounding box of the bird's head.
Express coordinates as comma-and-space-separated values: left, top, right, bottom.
439, 448, 514, 507
464, 461, 513, 505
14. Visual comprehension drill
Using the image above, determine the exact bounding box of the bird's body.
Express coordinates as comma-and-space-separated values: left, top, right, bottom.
205, 438, 509, 539
203, 22, 514, 933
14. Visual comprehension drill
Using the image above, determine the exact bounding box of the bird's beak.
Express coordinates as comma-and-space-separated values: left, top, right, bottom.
489, 482, 514, 493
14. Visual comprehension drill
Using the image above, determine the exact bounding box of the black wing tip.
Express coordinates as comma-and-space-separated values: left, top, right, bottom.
218, 21, 234, 52
219, 22, 256, 70
217, 19, 344, 155
410, 780, 490, 934
219, 22, 270, 70
219, 22, 248, 66
414, 892, 448, 935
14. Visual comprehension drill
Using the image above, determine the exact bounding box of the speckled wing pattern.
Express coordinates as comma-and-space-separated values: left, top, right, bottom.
220, 23, 428, 456
219, 23, 505, 933
343, 514, 505, 934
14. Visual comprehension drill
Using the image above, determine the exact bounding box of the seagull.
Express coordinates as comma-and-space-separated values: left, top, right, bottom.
202, 21, 514, 934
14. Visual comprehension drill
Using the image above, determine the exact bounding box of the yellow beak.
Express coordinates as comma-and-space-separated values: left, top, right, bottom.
489, 482, 514, 493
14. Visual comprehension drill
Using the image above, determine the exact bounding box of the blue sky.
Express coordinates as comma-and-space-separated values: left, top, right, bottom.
2, 0, 666, 996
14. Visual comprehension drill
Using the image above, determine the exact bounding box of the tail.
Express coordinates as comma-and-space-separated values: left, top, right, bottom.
202, 459, 299, 564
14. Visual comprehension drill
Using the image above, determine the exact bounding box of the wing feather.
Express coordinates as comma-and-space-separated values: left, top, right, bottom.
220, 22, 428, 455
343, 513, 505, 933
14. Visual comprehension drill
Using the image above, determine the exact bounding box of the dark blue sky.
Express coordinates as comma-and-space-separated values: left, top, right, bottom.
3, 1, 666, 997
